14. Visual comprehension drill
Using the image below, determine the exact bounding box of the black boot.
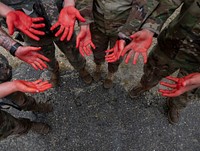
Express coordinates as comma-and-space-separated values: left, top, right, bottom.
128, 83, 147, 98
30, 122, 51, 134
79, 67, 93, 84
166, 99, 180, 124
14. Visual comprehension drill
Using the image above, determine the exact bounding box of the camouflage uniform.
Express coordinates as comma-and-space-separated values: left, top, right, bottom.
131, 0, 200, 113
76, 0, 155, 74
0, 54, 43, 140
1, 0, 87, 80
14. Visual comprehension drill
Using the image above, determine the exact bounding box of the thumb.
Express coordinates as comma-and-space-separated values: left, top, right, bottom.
28, 46, 41, 51
6, 18, 15, 35
76, 11, 86, 22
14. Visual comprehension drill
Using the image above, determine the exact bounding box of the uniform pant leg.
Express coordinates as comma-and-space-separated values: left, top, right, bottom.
0, 110, 31, 140
107, 36, 122, 73
54, 33, 86, 71
139, 44, 178, 90
90, 23, 109, 65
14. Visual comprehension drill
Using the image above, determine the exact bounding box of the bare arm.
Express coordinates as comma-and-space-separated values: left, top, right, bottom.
64, 0, 75, 7
0, 26, 16, 51
0, 2, 14, 17
0, 81, 18, 98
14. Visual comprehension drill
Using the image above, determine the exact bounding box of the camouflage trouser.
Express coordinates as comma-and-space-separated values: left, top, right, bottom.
90, 23, 122, 73
138, 31, 200, 109
23, 32, 86, 73
0, 54, 37, 140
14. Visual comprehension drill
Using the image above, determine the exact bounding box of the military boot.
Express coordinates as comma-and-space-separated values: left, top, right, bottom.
30, 122, 51, 134
103, 72, 114, 89
79, 67, 93, 84
128, 83, 147, 99
166, 99, 180, 124
50, 67, 60, 87
93, 64, 101, 82
30, 102, 53, 113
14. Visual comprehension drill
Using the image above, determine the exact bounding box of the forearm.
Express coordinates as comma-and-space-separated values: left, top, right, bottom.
0, 2, 14, 17
0, 27, 16, 51
0, 81, 17, 98
64, 0, 75, 7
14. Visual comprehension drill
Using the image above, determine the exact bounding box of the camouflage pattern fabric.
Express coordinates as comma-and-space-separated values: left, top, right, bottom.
90, 23, 121, 73
138, 0, 200, 109
0, 110, 31, 141
0, 54, 12, 83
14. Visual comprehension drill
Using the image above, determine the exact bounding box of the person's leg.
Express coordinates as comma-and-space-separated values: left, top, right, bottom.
167, 67, 200, 124
129, 44, 178, 98
103, 35, 121, 89
54, 33, 92, 84
0, 110, 50, 140
90, 23, 110, 82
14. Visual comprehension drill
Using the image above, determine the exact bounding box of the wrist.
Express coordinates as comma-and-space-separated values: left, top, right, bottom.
118, 32, 131, 45
63, 0, 75, 7
9, 42, 23, 57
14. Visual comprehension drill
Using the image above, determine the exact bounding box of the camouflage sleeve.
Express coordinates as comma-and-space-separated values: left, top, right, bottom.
118, 0, 160, 36
141, 0, 183, 35
75, 0, 94, 25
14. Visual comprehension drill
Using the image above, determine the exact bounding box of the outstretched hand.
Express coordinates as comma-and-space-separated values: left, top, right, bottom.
159, 73, 200, 97
6, 10, 45, 41
76, 24, 95, 57
105, 40, 125, 63
13, 79, 52, 93
51, 6, 85, 41
121, 29, 153, 64
15, 46, 50, 70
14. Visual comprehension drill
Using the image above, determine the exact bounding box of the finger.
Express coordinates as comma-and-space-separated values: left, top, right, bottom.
33, 79, 43, 84
30, 63, 38, 70
165, 76, 179, 83
6, 19, 15, 35
38, 84, 53, 92
32, 17, 44, 22
86, 45, 93, 56
60, 27, 69, 41
141, 52, 148, 64
37, 81, 49, 87
36, 53, 50, 62
121, 44, 132, 56
83, 46, 90, 56
160, 81, 177, 88
25, 87, 39, 93
76, 11, 86, 22
79, 47, 85, 57
161, 91, 180, 97
34, 61, 44, 70
90, 42, 96, 49
35, 58, 48, 69
130, 32, 140, 39
29, 28, 45, 35
31, 23, 45, 28
133, 52, 139, 64
158, 89, 176, 94
55, 26, 64, 37
67, 26, 74, 41
76, 37, 81, 48
50, 22, 60, 31
125, 51, 133, 64
105, 48, 114, 53
23, 29, 40, 41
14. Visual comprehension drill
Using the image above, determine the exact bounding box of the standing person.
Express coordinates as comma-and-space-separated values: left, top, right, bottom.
1, 0, 93, 86
0, 26, 53, 139
75, 0, 160, 89
0, 78, 52, 140
119, 0, 200, 124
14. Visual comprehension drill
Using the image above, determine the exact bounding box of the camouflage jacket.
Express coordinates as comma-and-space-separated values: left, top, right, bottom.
76, 0, 190, 36
149, 0, 200, 39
